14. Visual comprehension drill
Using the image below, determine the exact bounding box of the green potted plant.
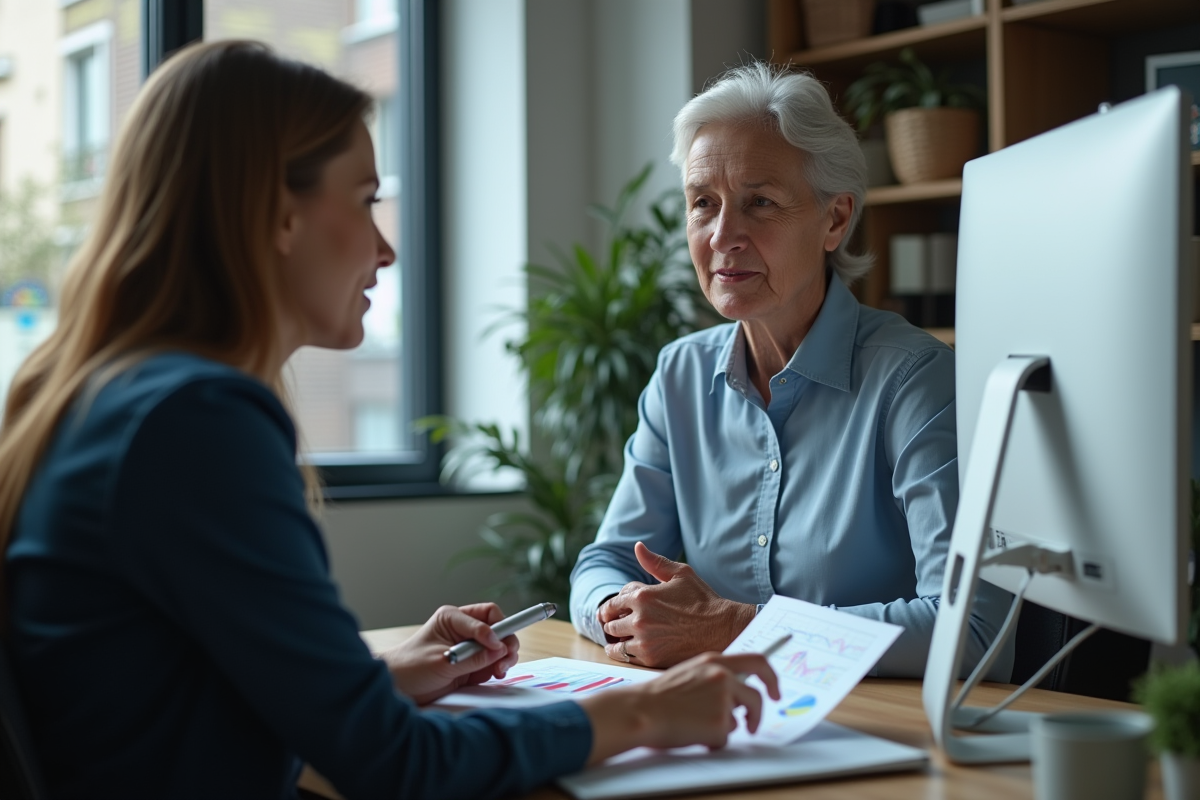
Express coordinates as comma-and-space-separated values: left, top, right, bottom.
1135, 661, 1200, 800
421, 165, 716, 612
843, 47, 985, 184
1130, 478, 1200, 800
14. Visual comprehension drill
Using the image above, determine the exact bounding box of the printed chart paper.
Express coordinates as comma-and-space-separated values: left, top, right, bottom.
436, 657, 655, 709
725, 595, 903, 745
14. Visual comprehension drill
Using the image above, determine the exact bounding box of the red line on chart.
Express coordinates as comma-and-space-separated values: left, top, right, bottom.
534, 681, 570, 690
573, 676, 623, 693
499, 675, 535, 685
783, 651, 836, 682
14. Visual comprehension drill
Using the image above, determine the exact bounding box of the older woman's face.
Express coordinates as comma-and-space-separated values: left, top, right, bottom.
684, 121, 851, 330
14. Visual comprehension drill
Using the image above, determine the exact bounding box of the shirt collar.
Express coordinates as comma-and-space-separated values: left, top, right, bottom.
711, 325, 750, 396
710, 274, 859, 395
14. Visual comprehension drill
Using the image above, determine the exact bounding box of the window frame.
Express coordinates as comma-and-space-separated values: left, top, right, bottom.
144, 0, 446, 499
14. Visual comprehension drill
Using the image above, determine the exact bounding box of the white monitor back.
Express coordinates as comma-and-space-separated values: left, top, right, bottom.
955, 87, 1192, 645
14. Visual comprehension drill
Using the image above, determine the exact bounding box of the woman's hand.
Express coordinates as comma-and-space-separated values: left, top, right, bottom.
599, 542, 757, 668
578, 651, 780, 765
378, 603, 519, 705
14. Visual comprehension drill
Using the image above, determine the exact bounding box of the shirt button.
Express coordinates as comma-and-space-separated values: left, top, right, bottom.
757, 534, 768, 547
778, 377, 787, 385
769, 458, 779, 472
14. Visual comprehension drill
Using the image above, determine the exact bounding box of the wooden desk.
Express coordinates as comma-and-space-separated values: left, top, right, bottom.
302, 620, 1162, 800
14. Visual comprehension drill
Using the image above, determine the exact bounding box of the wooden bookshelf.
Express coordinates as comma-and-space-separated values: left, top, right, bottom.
782, 16, 987, 71
1000, 0, 1199, 34
866, 179, 962, 206
769, 0, 1200, 326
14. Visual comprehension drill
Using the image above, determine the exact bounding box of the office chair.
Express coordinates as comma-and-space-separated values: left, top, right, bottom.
0, 641, 45, 800
1011, 600, 1152, 702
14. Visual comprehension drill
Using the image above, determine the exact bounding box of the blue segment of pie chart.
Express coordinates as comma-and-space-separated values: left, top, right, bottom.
781, 694, 817, 717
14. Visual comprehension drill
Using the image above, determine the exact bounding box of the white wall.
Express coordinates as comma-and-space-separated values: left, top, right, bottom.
592, 0, 691, 221
690, 0, 767, 95
322, 0, 766, 630
321, 494, 528, 629
440, 0, 529, 466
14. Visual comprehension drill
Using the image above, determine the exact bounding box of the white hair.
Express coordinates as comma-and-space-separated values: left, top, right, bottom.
671, 62, 872, 283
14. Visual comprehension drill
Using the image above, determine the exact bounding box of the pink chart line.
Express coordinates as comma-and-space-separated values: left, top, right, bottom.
572, 676, 624, 693
783, 651, 836, 681
787, 630, 868, 657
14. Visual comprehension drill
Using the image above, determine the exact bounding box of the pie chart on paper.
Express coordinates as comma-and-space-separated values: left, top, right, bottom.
781, 694, 817, 717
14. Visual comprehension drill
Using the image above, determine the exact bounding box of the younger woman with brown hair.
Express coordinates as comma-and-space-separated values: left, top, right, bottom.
0, 41, 777, 800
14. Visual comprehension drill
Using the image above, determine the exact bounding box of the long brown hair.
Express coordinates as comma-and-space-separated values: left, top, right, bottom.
0, 41, 372, 588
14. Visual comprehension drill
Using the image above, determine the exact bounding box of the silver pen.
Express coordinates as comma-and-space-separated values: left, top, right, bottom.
443, 602, 557, 664
738, 632, 792, 683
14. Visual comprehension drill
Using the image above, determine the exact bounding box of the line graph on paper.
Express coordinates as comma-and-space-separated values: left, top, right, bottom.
725, 597, 904, 745
437, 658, 657, 710
778, 614, 875, 661
779, 650, 843, 687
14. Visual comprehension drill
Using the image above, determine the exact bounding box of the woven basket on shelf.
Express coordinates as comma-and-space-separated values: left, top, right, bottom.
884, 107, 981, 184
800, 0, 876, 49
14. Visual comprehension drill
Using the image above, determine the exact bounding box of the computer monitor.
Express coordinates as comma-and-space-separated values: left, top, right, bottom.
922, 85, 1195, 763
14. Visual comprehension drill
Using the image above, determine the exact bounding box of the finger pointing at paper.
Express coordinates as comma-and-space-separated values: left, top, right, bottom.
600, 541, 759, 668
579, 651, 781, 765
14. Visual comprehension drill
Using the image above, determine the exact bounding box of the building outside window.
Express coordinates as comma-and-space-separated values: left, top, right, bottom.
0, 1, 139, 417
1, 1, 433, 490
61, 22, 111, 189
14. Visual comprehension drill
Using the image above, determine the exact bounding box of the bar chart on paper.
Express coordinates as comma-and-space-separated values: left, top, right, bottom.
436, 657, 657, 709
726, 597, 903, 745
496, 667, 629, 694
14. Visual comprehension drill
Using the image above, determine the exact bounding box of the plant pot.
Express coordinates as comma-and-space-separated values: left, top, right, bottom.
884, 107, 981, 184
801, 0, 876, 48
1161, 752, 1200, 800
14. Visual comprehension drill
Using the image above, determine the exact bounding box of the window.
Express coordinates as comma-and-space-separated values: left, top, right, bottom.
0, 1, 442, 496
370, 93, 399, 196
60, 21, 112, 191
0, 4, 136, 415
356, 0, 395, 26
204, 0, 442, 494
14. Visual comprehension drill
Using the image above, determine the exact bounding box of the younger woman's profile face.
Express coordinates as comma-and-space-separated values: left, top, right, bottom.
276, 120, 396, 352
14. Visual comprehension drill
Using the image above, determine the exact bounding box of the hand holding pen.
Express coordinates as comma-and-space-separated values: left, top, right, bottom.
378, 602, 529, 705
443, 601, 556, 663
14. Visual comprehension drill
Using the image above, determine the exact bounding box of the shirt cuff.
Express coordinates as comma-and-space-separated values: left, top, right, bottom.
571, 583, 625, 646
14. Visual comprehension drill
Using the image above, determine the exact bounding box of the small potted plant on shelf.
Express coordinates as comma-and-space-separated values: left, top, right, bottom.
843, 47, 985, 184
1135, 661, 1200, 800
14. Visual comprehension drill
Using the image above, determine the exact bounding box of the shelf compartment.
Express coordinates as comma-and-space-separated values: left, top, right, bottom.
783, 16, 987, 73
866, 179, 963, 206
1001, 0, 1200, 37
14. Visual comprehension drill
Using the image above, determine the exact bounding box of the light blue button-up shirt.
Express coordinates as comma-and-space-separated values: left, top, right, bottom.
569, 276, 1014, 679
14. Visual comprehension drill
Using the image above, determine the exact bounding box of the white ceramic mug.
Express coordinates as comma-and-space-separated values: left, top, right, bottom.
1030, 710, 1153, 800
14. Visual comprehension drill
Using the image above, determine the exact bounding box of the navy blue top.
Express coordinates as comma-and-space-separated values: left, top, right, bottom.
6, 353, 592, 799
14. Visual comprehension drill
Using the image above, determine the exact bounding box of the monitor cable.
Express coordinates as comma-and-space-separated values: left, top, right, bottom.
949, 568, 1100, 730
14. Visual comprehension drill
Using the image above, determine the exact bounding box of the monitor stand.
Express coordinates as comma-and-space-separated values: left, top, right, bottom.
922, 354, 1076, 764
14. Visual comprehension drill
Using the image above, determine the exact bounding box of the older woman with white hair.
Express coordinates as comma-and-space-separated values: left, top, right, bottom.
569, 63, 1013, 679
